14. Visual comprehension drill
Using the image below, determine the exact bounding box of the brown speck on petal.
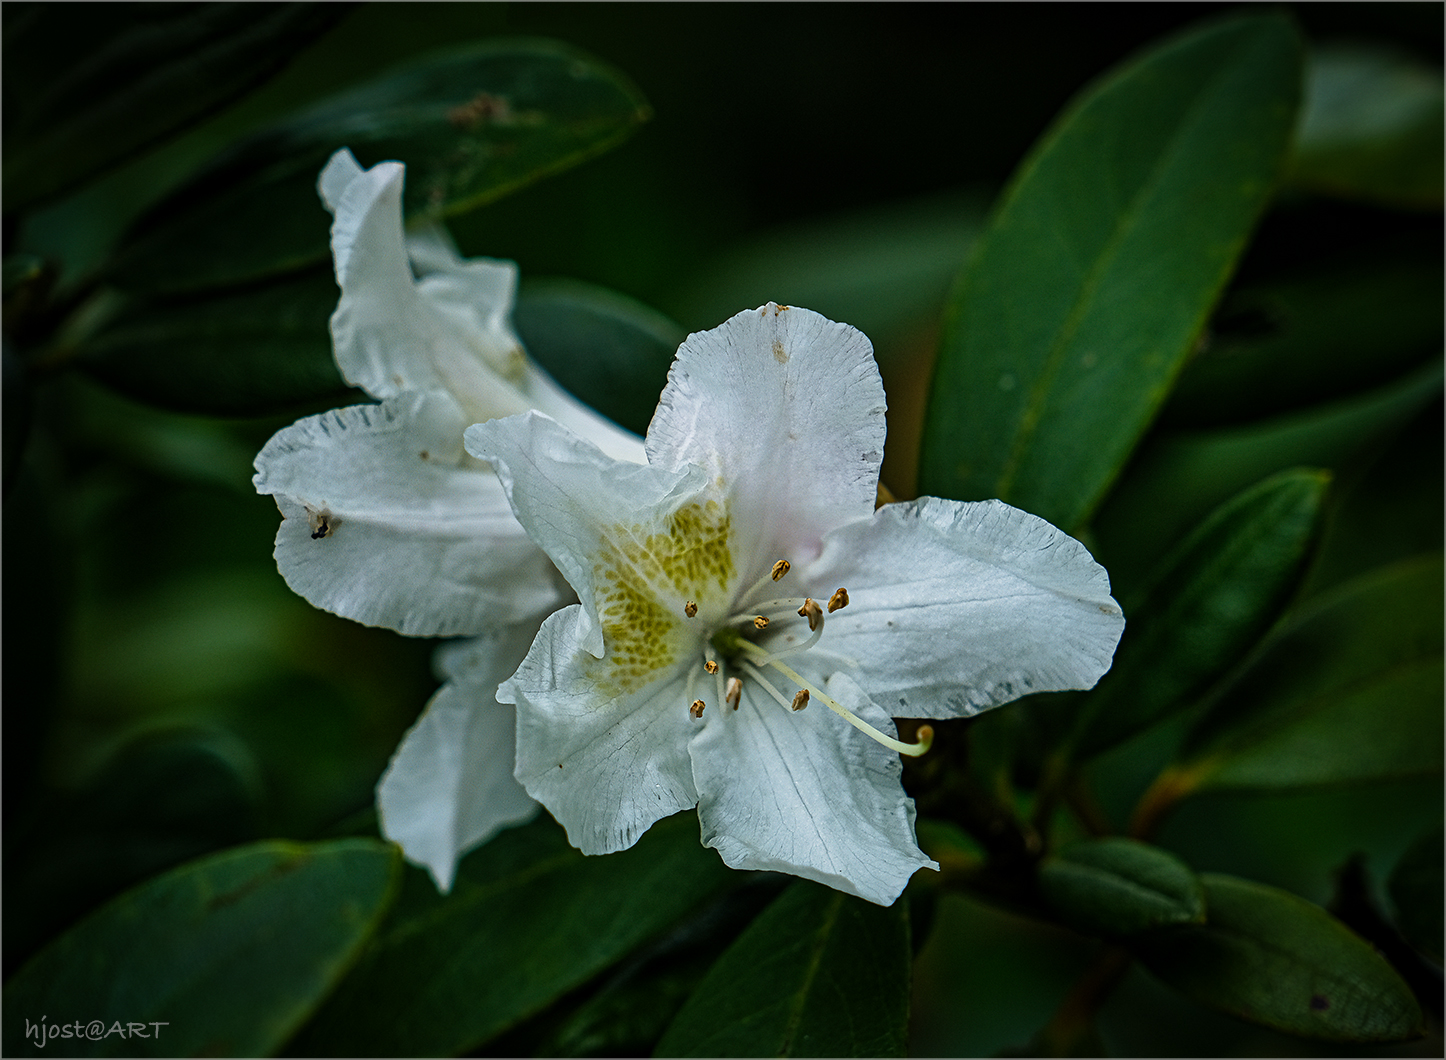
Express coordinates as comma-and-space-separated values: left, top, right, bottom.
306, 506, 337, 540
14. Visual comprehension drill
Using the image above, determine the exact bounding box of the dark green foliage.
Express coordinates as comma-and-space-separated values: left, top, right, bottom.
287, 814, 734, 1056
4, 840, 400, 1058
104, 40, 650, 295
1131, 874, 1424, 1042
2, 3, 350, 212
1039, 839, 1204, 938
655, 880, 913, 1058
920, 14, 1303, 531
4, 7, 1440, 1057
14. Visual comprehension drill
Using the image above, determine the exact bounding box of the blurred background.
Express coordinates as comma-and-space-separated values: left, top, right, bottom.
4, 4, 1441, 1055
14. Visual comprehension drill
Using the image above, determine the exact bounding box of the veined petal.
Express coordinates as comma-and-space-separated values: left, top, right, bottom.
690, 669, 937, 906
501, 605, 699, 854
645, 303, 887, 569
466, 412, 714, 659
319, 148, 533, 418
376, 623, 540, 892
254, 390, 564, 636
806, 497, 1125, 717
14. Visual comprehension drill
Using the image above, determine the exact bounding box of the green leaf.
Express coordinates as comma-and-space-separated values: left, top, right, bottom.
1288, 45, 1445, 210
76, 270, 353, 416
1073, 468, 1330, 758
1039, 838, 1205, 938
1179, 556, 1444, 791
515, 278, 684, 436
3, 726, 262, 972
3, 839, 401, 1058
288, 812, 734, 1056
106, 38, 651, 295
1092, 358, 1443, 589
655, 880, 912, 1058
919, 13, 1303, 530
1131, 873, 1424, 1042
1163, 243, 1443, 428
2, 4, 349, 213
1387, 824, 1444, 965
535, 880, 786, 1058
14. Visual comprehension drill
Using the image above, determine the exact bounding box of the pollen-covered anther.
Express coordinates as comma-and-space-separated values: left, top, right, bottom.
690, 699, 706, 719
797, 598, 823, 632
827, 587, 850, 613
684, 600, 698, 618
704, 659, 718, 674
771, 559, 791, 581
752, 615, 770, 630
791, 689, 810, 712
726, 677, 743, 710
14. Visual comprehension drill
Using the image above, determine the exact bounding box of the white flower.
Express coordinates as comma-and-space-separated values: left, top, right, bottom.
466, 303, 1126, 906
252, 149, 645, 890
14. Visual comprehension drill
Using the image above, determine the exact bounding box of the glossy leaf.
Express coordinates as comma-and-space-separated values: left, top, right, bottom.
2, 4, 348, 213
1073, 468, 1330, 758
1131, 874, 1424, 1042
1178, 556, 1444, 792
920, 14, 1303, 530
656, 880, 912, 1058
1093, 359, 1443, 588
536, 880, 787, 1058
1288, 45, 1444, 209
106, 39, 650, 295
1387, 825, 1444, 965
76, 270, 352, 416
1039, 838, 1204, 938
515, 278, 684, 436
3, 839, 400, 1058
1163, 243, 1443, 428
289, 813, 734, 1057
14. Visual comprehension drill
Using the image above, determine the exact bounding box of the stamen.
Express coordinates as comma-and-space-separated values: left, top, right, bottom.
791, 689, 810, 711
725, 597, 809, 624
738, 661, 795, 712
752, 616, 770, 630
703, 659, 718, 674
751, 604, 821, 662
828, 587, 850, 613
684, 600, 698, 618
764, 656, 931, 757
739, 560, 795, 608
797, 598, 823, 632
690, 699, 706, 719
725, 676, 742, 710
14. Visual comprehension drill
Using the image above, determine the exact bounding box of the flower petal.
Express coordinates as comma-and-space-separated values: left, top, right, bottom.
254, 390, 564, 636
690, 669, 937, 906
376, 623, 540, 892
466, 412, 710, 658
805, 497, 1125, 717
319, 148, 533, 418
318, 151, 647, 466
501, 604, 700, 854
645, 303, 887, 568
